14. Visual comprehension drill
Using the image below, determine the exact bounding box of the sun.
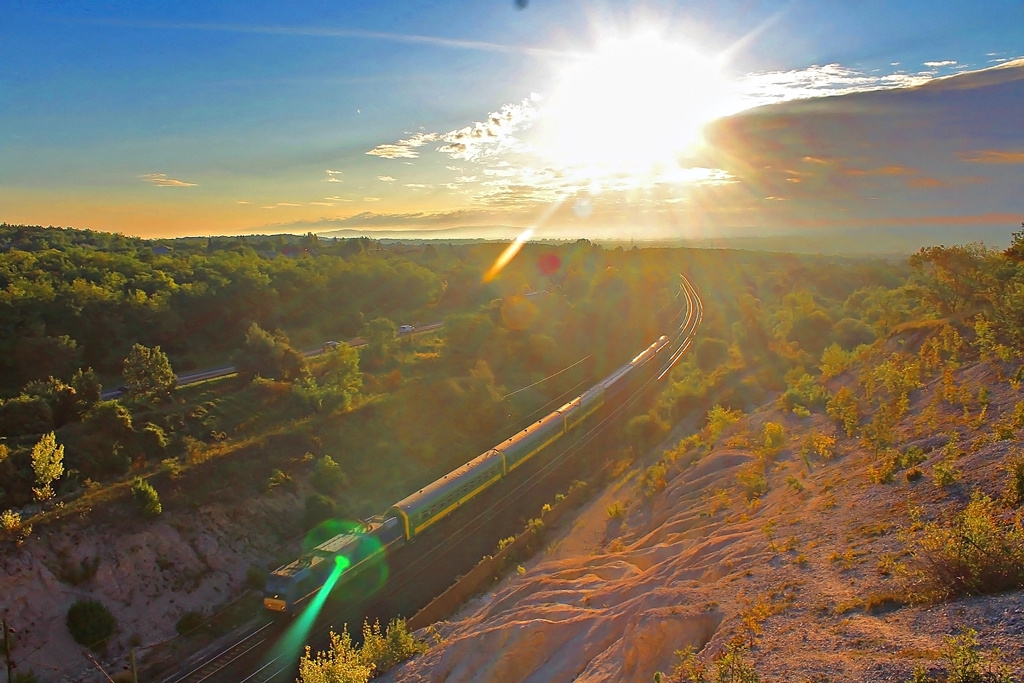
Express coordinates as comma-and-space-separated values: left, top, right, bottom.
540, 32, 738, 180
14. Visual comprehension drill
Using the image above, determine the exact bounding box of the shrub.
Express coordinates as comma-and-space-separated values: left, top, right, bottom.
246, 565, 267, 590
906, 490, 1024, 601
705, 405, 743, 445
760, 422, 786, 457
640, 462, 668, 497
666, 642, 761, 683
131, 477, 162, 517
360, 618, 428, 675
905, 628, 1014, 683
933, 461, 959, 487
298, 627, 372, 683
607, 501, 625, 519
1003, 455, 1024, 508
66, 599, 116, 651
175, 610, 205, 635
736, 467, 768, 501
826, 387, 861, 438
1, 509, 22, 531
312, 455, 348, 495
303, 493, 337, 531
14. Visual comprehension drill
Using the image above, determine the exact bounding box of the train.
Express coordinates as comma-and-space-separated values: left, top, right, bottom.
263, 275, 702, 614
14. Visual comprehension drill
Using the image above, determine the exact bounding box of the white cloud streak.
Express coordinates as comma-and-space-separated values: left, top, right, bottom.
366, 132, 439, 159
140, 173, 197, 187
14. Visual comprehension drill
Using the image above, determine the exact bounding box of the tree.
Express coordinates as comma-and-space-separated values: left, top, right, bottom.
31, 432, 64, 501
123, 343, 177, 402
362, 317, 397, 362
131, 477, 162, 517
233, 323, 307, 381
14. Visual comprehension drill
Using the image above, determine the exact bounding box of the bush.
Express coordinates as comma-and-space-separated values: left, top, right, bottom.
906, 490, 1024, 601
1004, 455, 1024, 507
66, 599, 116, 650
246, 565, 268, 590
360, 618, 428, 675
175, 610, 205, 635
0, 395, 54, 437
312, 455, 348, 496
303, 493, 337, 531
131, 477, 162, 517
905, 628, 1013, 683
933, 461, 959, 487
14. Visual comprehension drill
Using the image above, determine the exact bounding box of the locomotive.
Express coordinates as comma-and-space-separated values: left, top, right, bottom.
263, 275, 702, 614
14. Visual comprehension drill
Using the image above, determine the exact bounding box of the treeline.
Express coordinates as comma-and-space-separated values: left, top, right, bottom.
0, 224, 439, 392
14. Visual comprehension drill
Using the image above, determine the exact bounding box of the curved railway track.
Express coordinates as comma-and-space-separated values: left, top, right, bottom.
155, 274, 703, 683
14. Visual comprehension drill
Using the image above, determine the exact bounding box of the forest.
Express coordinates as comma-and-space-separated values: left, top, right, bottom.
0, 222, 916, 528
6, 222, 1024, 681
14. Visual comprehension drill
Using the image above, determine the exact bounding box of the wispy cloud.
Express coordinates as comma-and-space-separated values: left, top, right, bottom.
404, 183, 431, 189
378, 175, 396, 182
81, 18, 570, 58
140, 173, 197, 187
924, 60, 957, 67
364, 197, 380, 202
366, 132, 439, 159
324, 169, 344, 182
960, 150, 1024, 164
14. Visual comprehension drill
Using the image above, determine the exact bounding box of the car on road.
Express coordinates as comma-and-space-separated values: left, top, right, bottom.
397, 325, 415, 335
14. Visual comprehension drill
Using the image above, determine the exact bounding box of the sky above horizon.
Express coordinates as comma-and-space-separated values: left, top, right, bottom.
1, 1, 1022, 242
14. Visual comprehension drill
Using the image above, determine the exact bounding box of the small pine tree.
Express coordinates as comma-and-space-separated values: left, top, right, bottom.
131, 477, 162, 517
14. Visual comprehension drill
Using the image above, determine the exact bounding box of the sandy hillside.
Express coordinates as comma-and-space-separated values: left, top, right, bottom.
0, 489, 301, 682
384, 359, 1024, 683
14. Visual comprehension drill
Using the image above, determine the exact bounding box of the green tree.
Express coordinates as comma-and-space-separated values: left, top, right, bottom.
362, 317, 397, 361
312, 455, 348, 495
123, 343, 177, 402
131, 477, 162, 517
234, 323, 307, 381
31, 432, 64, 501
66, 599, 117, 651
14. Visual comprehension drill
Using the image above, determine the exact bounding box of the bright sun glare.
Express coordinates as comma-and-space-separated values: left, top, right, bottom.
542, 33, 738, 180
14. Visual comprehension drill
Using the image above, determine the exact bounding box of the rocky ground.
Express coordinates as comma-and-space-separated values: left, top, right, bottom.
383, 359, 1024, 682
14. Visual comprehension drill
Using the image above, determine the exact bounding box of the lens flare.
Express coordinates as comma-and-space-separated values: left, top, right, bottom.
483, 228, 533, 283
268, 559, 348, 666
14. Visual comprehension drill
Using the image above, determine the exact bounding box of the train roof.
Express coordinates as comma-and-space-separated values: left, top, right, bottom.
390, 448, 503, 511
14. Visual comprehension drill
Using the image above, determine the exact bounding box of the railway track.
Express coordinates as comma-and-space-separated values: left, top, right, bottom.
156, 275, 702, 683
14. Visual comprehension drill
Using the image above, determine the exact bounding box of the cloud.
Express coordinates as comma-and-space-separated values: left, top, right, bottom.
404, 183, 431, 189
261, 202, 305, 209
739, 64, 934, 105
924, 60, 957, 67
366, 132, 439, 159
324, 169, 344, 182
364, 197, 380, 202
960, 150, 1024, 164
378, 175, 396, 182
140, 173, 197, 187
437, 99, 537, 161
87, 18, 569, 59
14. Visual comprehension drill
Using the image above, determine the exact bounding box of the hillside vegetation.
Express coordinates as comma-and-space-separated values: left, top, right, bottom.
6, 222, 1024, 681
322, 228, 1024, 682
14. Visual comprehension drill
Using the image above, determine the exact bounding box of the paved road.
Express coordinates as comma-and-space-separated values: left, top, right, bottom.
100, 323, 441, 400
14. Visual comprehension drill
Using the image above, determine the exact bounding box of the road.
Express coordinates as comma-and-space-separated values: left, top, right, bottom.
100, 323, 441, 400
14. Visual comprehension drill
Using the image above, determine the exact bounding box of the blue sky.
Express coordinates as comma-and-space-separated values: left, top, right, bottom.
1, 1, 1022, 241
